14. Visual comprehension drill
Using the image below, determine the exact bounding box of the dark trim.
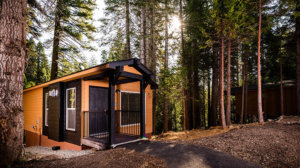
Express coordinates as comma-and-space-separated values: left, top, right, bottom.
42, 87, 49, 136
48, 82, 64, 141
119, 71, 143, 80
115, 78, 139, 85
108, 72, 115, 145
83, 70, 110, 81
140, 80, 145, 138
25, 58, 158, 91
63, 79, 82, 145
109, 59, 135, 69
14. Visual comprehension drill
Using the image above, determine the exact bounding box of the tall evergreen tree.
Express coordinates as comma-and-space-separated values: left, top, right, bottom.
0, 0, 27, 165
50, 0, 96, 79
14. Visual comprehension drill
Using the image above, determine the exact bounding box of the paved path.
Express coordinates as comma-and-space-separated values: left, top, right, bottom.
121, 141, 261, 168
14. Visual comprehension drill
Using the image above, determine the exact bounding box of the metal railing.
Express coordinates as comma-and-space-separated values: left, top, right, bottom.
83, 111, 109, 144
116, 110, 141, 137
83, 110, 141, 144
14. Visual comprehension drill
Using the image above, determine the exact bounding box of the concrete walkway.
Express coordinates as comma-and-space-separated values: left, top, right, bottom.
121, 141, 261, 168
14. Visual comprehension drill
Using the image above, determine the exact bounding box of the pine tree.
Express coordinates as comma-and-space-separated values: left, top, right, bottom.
0, 0, 27, 165
257, 0, 264, 123
50, 0, 96, 79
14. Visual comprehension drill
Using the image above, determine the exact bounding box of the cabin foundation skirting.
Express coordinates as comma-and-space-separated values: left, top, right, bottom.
25, 130, 82, 151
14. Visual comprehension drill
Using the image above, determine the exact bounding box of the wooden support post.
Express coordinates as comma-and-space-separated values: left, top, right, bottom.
108, 72, 116, 146
140, 80, 146, 138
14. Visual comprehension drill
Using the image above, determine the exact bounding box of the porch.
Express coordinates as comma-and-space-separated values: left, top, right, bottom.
81, 59, 157, 149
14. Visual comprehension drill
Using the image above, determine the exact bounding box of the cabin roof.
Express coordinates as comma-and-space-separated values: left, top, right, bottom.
230, 80, 296, 94
24, 58, 157, 92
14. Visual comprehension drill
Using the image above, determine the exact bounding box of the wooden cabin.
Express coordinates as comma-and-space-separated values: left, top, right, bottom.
231, 81, 297, 119
23, 59, 157, 150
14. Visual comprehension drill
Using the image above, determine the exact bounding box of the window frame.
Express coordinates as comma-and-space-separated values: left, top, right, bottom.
119, 91, 146, 127
66, 87, 76, 131
45, 93, 49, 127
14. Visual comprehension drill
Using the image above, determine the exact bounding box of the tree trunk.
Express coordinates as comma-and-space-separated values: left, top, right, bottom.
179, 0, 188, 130
296, 0, 300, 115
257, 0, 264, 123
139, 6, 145, 64
0, 0, 27, 165
241, 54, 245, 124
211, 44, 219, 126
241, 47, 248, 124
220, 38, 226, 128
226, 38, 231, 126
50, 0, 62, 80
207, 69, 211, 127
150, 0, 157, 134
143, 3, 148, 67
163, 0, 169, 133
280, 36, 284, 116
125, 0, 131, 59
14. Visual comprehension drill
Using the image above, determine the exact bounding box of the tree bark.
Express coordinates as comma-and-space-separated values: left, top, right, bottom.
241, 46, 248, 124
50, 0, 62, 80
296, 0, 300, 115
150, 0, 157, 134
125, 0, 131, 59
207, 69, 211, 127
0, 0, 27, 165
257, 0, 264, 123
179, 0, 188, 130
211, 44, 219, 127
241, 53, 245, 124
226, 38, 231, 126
220, 38, 226, 128
280, 36, 284, 116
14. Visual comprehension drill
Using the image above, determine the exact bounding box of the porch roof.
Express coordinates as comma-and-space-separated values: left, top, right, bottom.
24, 58, 157, 92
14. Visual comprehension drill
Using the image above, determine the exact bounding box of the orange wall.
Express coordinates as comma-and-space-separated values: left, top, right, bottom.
23, 88, 43, 135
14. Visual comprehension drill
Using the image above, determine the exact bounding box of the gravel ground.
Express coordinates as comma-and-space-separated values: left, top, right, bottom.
15, 148, 166, 168
24, 146, 94, 160
185, 120, 300, 168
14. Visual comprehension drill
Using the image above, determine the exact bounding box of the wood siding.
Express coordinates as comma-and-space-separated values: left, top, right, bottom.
24, 88, 43, 135
64, 79, 82, 145
48, 82, 64, 141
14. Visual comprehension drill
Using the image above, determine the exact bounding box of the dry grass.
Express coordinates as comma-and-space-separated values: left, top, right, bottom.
151, 125, 238, 141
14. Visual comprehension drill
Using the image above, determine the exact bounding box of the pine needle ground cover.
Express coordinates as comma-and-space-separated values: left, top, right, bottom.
154, 116, 300, 168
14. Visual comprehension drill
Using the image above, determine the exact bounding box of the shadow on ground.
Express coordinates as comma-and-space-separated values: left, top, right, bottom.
121, 141, 261, 168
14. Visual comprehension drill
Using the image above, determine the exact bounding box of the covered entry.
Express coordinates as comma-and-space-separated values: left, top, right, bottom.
82, 59, 157, 148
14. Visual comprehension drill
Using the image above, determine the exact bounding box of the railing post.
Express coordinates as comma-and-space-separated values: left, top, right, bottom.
108, 72, 115, 146
140, 80, 146, 138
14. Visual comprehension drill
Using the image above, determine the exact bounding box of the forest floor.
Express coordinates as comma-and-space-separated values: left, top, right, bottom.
153, 116, 300, 168
14, 148, 166, 168
14, 116, 299, 168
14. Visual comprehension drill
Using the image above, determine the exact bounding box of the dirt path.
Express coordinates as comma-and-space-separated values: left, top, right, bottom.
122, 141, 260, 168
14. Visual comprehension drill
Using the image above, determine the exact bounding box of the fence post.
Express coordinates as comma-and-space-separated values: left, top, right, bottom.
108, 71, 116, 146
140, 80, 146, 138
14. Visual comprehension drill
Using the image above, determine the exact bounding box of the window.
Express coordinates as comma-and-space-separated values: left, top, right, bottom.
120, 92, 141, 126
45, 93, 49, 126
66, 88, 76, 131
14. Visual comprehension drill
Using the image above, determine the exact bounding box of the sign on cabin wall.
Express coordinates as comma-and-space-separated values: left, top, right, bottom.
49, 89, 58, 97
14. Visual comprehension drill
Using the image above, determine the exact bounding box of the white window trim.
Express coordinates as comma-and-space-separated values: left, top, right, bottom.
66, 87, 76, 131
45, 93, 49, 127
119, 91, 146, 127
